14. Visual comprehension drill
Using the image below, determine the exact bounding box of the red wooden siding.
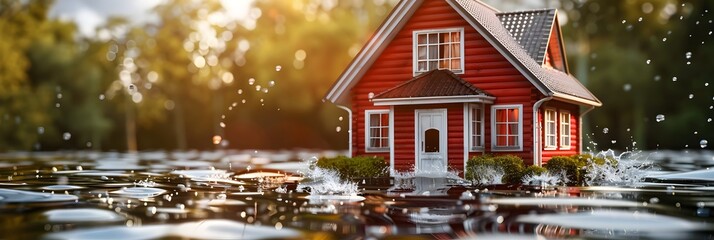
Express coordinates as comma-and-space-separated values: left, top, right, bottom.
540, 100, 580, 163
351, 0, 542, 165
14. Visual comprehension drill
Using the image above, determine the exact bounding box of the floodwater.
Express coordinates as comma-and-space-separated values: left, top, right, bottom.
0, 150, 713, 239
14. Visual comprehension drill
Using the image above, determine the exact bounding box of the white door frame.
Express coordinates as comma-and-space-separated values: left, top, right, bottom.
414, 108, 448, 173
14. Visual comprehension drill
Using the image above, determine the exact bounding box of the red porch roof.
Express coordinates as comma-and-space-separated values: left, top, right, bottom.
374, 69, 491, 99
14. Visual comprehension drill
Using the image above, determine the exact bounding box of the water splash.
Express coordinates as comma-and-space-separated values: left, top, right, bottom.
522, 170, 567, 186
297, 157, 359, 197
584, 150, 653, 186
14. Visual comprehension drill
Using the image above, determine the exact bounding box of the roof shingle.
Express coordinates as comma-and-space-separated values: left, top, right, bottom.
497, 9, 555, 64
374, 69, 490, 99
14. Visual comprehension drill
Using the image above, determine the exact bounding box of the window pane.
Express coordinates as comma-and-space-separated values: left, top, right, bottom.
428, 60, 438, 70
508, 109, 519, 122
418, 34, 427, 44
418, 46, 427, 59
497, 136, 507, 146
370, 114, 380, 127
428, 33, 438, 44
418, 62, 427, 72
428, 45, 438, 59
496, 109, 506, 122
508, 136, 518, 146
509, 123, 519, 135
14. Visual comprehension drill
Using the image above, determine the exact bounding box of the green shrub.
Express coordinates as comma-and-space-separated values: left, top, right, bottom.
491, 155, 526, 184
316, 156, 388, 180
465, 155, 498, 184
544, 156, 581, 185
465, 154, 525, 185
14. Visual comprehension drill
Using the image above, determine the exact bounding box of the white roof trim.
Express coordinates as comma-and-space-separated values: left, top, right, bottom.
553, 92, 602, 107
325, 0, 423, 104
372, 95, 495, 106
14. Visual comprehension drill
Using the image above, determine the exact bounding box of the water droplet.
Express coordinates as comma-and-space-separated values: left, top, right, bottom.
689, 94, 694, 99
275, 65, 282, 72
57, 93, 63, 99
638, 17, 643, 22
368, 92, 375, 99
63, 132, 71, 141
56, 103, 61, 108
263, 88, 268, 93
646, 59, 651, 64
269, 81, 275, 87
212, 135, 222, 145
248, 78, 255, 85
662, 37, 667, 42
706, 83, 710, 87
687, 61, 691, 65
701, 139, 709, 148
260, 99, 264, 103
256, 85, 262, 91
242, 99, 246, 104
38, 127, 45, 135
602, 128, 609, 134
707, 118, 712, 122
686, 52, 692, 59
99, 94, 105, 100
338, 117, 343, 121
656, 114, 665, 122
275, 222, 283, 230
219, 122, 226, 128
654, 75, 661, 81
623, 84, 632, 92
238, 89, 243, 95
336, 126, 341, 132
611, 140, 617, 144
626, 128, 631, 132
672, 77, 678, 82
622, 20, 627, 24
128, 84, 138, 95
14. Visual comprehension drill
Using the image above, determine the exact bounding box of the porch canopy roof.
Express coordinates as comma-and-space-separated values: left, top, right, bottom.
371, 69, 494, 106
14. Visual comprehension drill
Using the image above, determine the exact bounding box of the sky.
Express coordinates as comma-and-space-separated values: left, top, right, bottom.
49, 0, 254, 37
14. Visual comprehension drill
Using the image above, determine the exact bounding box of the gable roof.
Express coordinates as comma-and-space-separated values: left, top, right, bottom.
497, 9, 555, 65
325, 0, 601, 107
374, 69, 491, 99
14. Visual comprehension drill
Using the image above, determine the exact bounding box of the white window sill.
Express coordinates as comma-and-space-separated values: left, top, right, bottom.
559, 146, 571, 150
365, 148, 389, 153
469, 147, 484, 152
491, 146, 523, 152
543, 147, 557, 151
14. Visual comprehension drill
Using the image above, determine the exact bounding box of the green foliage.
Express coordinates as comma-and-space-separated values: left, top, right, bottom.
465, 154, 525, 185
316, 156, 388, 180
544, 154, 619, 186
544, 156, 582, 185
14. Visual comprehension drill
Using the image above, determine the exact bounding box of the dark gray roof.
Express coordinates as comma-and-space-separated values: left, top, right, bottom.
453, 0, 601, 105
374, 69, 490, 99
497, 9, 555, 65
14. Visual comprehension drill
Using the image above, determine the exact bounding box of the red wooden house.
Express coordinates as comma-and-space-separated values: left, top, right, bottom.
324, 0, 601, 175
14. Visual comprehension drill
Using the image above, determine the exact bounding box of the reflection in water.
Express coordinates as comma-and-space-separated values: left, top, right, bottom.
0, 150, 712, 239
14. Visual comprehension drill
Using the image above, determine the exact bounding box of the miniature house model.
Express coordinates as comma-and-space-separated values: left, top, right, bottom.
324, 0, 601, 175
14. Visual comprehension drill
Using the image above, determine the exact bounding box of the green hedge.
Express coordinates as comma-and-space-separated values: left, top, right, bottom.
522, 165, 547, 179
316, 156, 388, 180
465, 154, 525, 185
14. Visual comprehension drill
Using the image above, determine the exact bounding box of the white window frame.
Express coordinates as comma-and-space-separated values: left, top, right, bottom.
560, 111, 571, 150
468, 103, 484, 151
491, 104, 523, 151
412, 28, 465, 75
544, 108, 557, 150
365, 109, 390, 152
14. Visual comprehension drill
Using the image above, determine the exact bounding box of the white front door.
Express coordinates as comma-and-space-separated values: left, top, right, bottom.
415, 109, 447, 173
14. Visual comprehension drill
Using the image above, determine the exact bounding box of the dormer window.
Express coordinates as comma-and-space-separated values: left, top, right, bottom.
413, 28, 464, 75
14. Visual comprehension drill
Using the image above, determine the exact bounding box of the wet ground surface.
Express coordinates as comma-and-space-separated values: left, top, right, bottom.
0, 150, 713, 239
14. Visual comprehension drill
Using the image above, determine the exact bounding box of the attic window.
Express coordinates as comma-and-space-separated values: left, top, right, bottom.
413, 28, 464, 75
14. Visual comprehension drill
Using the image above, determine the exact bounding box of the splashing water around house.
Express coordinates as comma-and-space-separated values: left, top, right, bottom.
522, 170, 568, 186
584, 149, 654, 186
297, 157, 359, 197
